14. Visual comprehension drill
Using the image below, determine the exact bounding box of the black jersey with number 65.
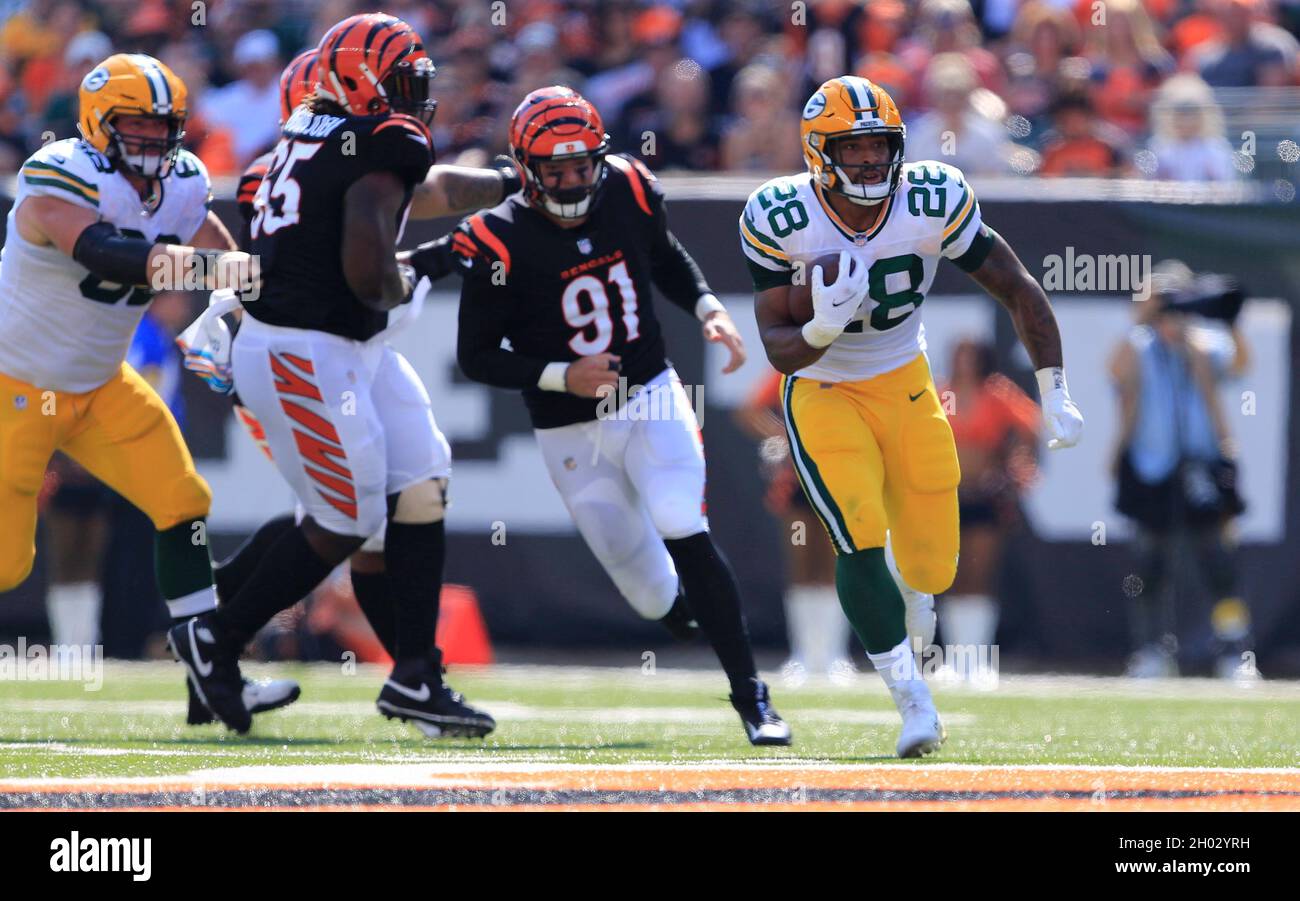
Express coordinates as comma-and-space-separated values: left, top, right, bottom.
246, 108, 433, 341
455, 154, 713, 429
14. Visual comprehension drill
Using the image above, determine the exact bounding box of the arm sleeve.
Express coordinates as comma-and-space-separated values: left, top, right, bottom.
454, 229, 552, 390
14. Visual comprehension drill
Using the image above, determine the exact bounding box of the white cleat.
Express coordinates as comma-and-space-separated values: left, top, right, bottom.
892, 684, 946, 759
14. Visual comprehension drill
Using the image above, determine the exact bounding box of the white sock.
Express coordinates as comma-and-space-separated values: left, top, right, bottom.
867, 637, 922, 693
47, 581, 102, 649
885, 532, 936, 650
939, 594, 998, 678
785, 585, 847, 673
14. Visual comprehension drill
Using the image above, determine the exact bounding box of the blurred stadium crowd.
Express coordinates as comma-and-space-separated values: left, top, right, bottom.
1, 0, 1299, 180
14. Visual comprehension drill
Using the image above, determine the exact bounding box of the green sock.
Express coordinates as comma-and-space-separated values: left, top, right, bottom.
835, 547, 906, 654
155, 518, 216, 618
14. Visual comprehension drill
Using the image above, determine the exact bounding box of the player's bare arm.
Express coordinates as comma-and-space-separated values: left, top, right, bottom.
968, 231, 1084, 449
754, 283, 830, 375
342, 171, 411, 311
16, 194, 250, 292
409, 163, 518, 219
967, 231, 1064, 370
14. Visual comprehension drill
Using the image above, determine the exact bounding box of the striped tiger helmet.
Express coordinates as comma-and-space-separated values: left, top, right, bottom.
315, 13, 437, 127
77, 53, 188, 179
801, 76, 906, 206
508, 86, 610, 219
279, 49, 319, 123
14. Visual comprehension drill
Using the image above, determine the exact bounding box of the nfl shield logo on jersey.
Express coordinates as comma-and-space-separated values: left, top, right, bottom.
13, 395, 27, 411
577, 238, 593, 255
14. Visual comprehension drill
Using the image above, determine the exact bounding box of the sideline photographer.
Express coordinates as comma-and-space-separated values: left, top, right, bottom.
1107, 261, 1256, 680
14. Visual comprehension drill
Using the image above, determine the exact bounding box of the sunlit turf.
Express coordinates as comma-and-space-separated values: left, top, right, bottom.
1, 662, 1297, 780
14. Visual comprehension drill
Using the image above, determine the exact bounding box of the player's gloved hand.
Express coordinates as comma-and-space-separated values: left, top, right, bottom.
177, 290, 240, 395
399, 234, 457, 284
802, 250, 869, 349
1036, 367, 1084, 450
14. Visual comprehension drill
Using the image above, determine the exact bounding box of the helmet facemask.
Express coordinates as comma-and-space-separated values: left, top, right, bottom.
524, 150, 607, 220
382, 56, 438, 128
101, 111, 186, 179
819, 129, 905, 206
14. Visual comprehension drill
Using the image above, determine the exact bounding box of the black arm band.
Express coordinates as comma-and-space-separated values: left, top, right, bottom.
493, 155, 523, 201
71, 221, 156, 286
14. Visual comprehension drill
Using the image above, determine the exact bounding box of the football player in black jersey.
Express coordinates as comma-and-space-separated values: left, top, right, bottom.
170, 14, 496, 737
415, 87, 790, 745
180, 43, 517, 734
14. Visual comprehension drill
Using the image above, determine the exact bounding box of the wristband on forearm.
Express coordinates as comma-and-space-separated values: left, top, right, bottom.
1035, 366, 1070, 400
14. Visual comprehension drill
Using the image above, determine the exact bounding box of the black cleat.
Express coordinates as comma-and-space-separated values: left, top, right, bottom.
730, 678, 792, 746
168, 616, 251, 734
658, 590, 700, 641
376, 652, 495, 739
186, 675, 302, 726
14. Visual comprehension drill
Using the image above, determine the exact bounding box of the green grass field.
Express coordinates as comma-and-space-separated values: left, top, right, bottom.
2, 661, 1298, 782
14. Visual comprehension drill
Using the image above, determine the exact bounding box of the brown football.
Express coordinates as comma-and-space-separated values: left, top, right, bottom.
788, 252, 841, 325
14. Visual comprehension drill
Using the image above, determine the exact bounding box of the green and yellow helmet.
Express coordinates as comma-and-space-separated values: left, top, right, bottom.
800, 76, 905, 206
78, 53, 188, 178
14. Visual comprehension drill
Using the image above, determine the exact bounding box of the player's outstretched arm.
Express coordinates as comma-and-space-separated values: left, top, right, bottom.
408, 161, 520, 220
967, 231, 1084, 450
17, 195, 253, 293
342, 172, 413, 312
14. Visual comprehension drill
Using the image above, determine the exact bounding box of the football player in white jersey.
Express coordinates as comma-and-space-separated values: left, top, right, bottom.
742, 76, 1083, 758
0, 53, 296, 727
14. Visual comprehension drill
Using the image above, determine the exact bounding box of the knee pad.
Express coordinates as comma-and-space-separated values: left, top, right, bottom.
156, 470, 212, 530
899, 554, 957, 597
390, 478, 446, 525
571, 498, 646, 569
645, 490, 708, 541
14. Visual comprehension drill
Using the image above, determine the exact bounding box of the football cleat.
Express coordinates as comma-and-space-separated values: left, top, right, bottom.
730, 678, 792, 747
891, 682, 946, 759
186, 675, 301, 726
168, 615, 251, 734
658, 591, 700, 641
376, 653, 495, 739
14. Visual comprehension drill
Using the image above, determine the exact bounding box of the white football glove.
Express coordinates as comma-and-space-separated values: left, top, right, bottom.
801, 250, 869, 349
1036, 367, 1084, 450
177, 290, 241, 395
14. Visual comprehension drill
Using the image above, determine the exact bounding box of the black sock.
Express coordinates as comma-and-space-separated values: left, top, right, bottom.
384, 519, 445, 662
214, 514, 297, 603
210, 526, 336, 647
351, 569, 396, 658
663, 531, 757, 696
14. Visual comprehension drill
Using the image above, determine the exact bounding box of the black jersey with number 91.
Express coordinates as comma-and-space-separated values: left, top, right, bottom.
246, 108, 433, 341
454, 154, 713, 429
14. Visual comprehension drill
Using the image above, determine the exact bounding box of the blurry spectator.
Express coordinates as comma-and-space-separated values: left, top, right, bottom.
199, 29, 283, 168
586, 5, 683, 134
1168, 0, 1226, 61
720, 64, 802, 172
40, 31, 114, 147
619, 58, 721, 171
430, 33, 512, 164
1003, 2, 1084, 132
508, 20, 585, 108
1038, 91, 1130, 176
938, 339, 1041, 682
856, 51, 918, 112
1083, 0, 1175, 137
16, 1, 93, 120
907, 53, 1017, 175
1109, 261, 1256, 680
1193, 0, 1296, 87
1146, 74, 1239, 180
899, 0, 1007, 101
705, 1, 775, 118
